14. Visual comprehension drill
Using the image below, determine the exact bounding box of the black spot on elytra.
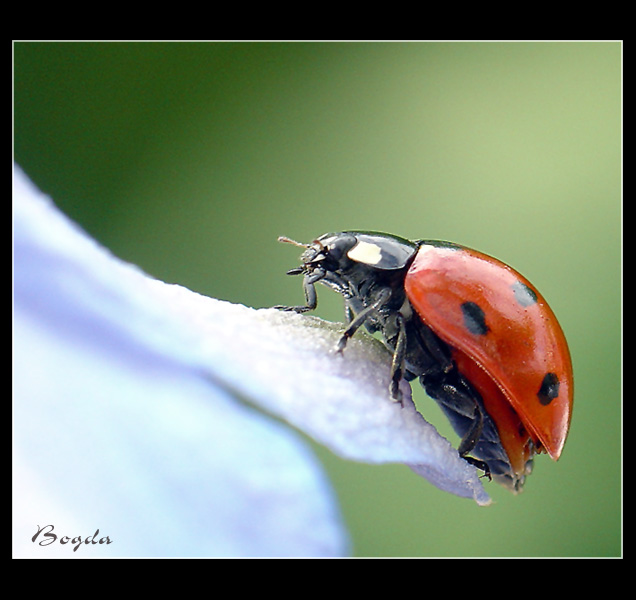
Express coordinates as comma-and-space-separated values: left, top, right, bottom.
511, 281, 538, 307
538, 372, 560, 405
461, 301, 489, 336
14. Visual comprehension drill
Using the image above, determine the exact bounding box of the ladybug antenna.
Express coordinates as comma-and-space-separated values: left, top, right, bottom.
277, 236, 309, 249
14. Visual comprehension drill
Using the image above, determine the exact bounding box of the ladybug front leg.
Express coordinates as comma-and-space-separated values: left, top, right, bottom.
274, 269, 325, 313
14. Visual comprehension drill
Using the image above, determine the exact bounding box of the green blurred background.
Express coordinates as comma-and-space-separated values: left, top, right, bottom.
14, 42, 621, 557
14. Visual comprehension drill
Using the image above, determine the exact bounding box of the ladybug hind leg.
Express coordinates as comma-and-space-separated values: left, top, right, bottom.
422, 373, 491, 480
461, 456, 492, 481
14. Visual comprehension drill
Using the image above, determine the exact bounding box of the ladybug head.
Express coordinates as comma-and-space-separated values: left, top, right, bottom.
278, 233, 358, 275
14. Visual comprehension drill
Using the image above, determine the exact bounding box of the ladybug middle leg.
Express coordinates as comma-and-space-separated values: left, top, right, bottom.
337, 290, 406, 404
336, 288, 392, 354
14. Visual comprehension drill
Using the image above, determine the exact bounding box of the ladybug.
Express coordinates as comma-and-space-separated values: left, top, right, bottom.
275, 232, 573, 491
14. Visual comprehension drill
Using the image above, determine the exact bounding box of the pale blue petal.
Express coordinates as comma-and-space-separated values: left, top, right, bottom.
13, 165, 349, 557
13, 162, 489, 559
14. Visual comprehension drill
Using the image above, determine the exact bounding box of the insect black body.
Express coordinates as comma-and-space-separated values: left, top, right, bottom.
274, 232, 513, 481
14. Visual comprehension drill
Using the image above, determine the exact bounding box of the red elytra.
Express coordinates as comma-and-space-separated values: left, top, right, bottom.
405, 243, 573, 471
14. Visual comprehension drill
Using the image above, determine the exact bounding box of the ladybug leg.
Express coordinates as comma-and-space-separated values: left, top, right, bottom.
434, 381, 484, 457
344, 301, 354, 325
274, 269, 325, 313
335, 288, 391, 354
450, 385, 485, 458
387, 313, 407, 404
422, 374, 491, 479
416, 323, 453, 372
462, 456, 492, 481
336, 289, 405, 404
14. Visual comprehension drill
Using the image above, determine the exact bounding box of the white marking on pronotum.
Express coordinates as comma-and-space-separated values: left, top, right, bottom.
348, 240, 382, 265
